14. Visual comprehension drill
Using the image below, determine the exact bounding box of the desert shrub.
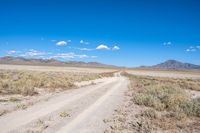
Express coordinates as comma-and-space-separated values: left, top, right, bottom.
125, 71, 200, 91
180, 98, 200, 117
178, 80, 200, 91
127, 73, 200, 119
134, 93, 165, 111
133, 83, 189, 112
111, 73, 200, 133
168, 111, 187, 121
0, 70, 113, 96
141, 108, 158, 119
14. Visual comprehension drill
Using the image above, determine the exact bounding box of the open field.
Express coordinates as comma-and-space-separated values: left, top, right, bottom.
0, 69, 115, 96
2, 0, 200, 132
0, 65, 117, 118
0, 71, 127, 133
0, 64, 117, 73
0, 64, 200, 133
105, 72, 200, 133
127, 69, 200, 79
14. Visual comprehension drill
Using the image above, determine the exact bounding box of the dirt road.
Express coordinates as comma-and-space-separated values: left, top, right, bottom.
0, 74, 128, 133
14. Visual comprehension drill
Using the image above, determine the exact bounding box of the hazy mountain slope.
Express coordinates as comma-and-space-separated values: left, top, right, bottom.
0, 56, 117, 68
151, 60, 200, 70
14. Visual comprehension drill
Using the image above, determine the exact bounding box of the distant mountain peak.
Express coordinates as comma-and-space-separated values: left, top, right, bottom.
151, 60, 200, 70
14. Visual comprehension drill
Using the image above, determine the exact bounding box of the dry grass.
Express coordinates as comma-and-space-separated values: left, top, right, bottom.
124, 71, 200, 91
59, 111, 70, 118
0, 70, 114, 96
126, 74, 200, 117
106, 72, 200, 133
127, 69, 200, 79
128, 73, 200, 132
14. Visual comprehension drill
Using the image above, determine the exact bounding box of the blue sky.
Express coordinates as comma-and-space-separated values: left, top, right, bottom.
0, 0, 200, 67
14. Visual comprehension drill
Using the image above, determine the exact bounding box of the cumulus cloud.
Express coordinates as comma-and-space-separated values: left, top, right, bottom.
163, 42, 172, 46
56, 41, 67, 46
80, 40, 89, 45
112, 46, 120, 51
96, 44, 110, 50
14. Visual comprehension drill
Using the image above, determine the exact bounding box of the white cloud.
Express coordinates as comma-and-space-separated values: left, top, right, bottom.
186, 49, 195, 52
56, 40, 71, 46
78, 48, 93, 51
7, 50, 19, 55
186, 46, 197, 52
112, 46, 120, 51
163, 42, 172, 46
56, 41, 67, 46
80, 40, 89, 45
96, 44, 110, 50
78, 54, 89, 58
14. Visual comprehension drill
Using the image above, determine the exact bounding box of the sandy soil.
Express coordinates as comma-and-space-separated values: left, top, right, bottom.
127, 69, 200, 79
0, 74, 128, 133
0, 64, 117, 73
186, 89, 200, 99
0, 78, 108, 117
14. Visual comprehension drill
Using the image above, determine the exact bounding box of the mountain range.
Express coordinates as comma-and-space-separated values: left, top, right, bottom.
140, 60, 200, 70
0, 56, 117, 68
1, 56, 200, 70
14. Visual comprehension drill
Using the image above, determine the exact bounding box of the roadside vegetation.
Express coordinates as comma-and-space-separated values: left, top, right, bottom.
129, 75, 200, 117
0, 69, 115, 117
0, 70, 114, 96
106, 72, 200, 133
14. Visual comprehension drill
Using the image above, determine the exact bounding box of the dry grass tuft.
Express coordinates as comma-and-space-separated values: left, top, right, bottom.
59, 111, 70, 118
